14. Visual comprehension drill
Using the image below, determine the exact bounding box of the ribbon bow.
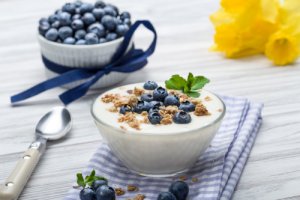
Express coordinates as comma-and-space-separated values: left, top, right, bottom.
11, 20, 157, 105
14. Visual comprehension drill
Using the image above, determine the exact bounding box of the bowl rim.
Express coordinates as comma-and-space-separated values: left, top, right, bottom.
37, 33, 124, 49
90, 83, 226, 136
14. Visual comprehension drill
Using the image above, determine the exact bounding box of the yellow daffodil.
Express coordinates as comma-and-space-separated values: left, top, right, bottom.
210, 0, 279, 58
264, 0, 300, 66
265, 30, 299, 65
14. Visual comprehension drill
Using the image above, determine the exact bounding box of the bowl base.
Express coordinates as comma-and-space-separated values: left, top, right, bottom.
129, 168, 190, 178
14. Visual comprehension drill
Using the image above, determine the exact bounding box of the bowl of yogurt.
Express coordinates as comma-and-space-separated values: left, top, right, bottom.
91, 81, 225, 177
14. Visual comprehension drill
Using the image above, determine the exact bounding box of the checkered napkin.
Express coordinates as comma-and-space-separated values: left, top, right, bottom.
64, 95, 263, 200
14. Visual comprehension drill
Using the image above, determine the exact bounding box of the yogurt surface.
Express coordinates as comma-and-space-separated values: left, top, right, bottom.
92, 83, 225, 134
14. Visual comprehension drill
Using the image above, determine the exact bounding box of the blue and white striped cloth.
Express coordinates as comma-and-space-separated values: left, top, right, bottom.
64, 95, 263, 200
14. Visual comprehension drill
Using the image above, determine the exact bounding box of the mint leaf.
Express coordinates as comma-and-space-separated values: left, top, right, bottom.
187, 73, 194, 88
165, 73, 210, 97
85, 170, 96, 185
94, 176, 107, 181
76, 173, 85, 188
191, 76, 210, 91
165, 75, 187, 90
187, 91, 200, 98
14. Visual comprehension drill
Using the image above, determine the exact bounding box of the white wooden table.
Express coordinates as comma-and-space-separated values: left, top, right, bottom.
1, 0, 300, 199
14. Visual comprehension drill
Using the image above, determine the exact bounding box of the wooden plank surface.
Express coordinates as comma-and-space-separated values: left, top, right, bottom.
0, 0, 300, 199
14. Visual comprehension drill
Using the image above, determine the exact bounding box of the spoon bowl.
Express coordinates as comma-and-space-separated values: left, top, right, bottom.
35, 107, 72, 140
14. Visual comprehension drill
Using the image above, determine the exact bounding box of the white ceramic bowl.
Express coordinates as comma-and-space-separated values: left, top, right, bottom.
37, 34, 133, 89
91, 84, 226, 177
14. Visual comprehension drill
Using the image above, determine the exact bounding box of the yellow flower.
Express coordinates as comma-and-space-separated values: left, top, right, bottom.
210, 0, 279, 58
264, 0, 300, 66
265, 31, 299, 65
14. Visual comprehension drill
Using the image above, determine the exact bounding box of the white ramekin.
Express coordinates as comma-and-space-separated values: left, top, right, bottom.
37, 34, 133, 89
91, 87, 226, 177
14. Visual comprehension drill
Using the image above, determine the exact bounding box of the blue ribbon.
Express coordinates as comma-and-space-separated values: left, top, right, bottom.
11, 20, 157, 105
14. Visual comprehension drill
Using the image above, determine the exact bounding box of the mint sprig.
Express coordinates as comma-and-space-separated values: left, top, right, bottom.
165, 73, 210, 98
76, 170, 107, 188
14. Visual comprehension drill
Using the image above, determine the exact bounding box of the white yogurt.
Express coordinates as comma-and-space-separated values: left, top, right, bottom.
92, 83, 224, 134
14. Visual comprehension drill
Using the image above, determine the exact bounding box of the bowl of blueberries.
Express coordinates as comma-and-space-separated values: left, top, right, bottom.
38, 0, 133, 88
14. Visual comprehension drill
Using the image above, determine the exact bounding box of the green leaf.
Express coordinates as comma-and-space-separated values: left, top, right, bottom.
186, 91, 200, 98
76, 173, 86, 188
85, 170, 96, 184
191, 76, 210, 91
165, 75, 187, 90
94, 176, 107, 181
187, 72, 194, 88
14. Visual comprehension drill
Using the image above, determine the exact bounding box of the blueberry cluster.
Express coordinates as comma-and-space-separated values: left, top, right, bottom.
39, 0, 131, 45
119, 81, 196, 124
157, 181, 189, 200
80, 179, 115, 200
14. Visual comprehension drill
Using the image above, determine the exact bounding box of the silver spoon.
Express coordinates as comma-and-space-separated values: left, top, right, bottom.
0, 106, 72, 200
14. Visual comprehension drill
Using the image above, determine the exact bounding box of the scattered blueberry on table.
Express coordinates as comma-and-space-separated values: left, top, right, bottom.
157, 181, 189, 200
168, 181, 189, 200
39, 0, 132, 45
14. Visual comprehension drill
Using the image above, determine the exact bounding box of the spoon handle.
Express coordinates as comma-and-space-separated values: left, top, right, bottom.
0, 138, 46, 200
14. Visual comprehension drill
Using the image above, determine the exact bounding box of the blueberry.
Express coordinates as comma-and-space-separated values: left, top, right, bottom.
123, 18, 131, 26
116, 24, 129, 36
74, 0, 83, 8
157, 192, 177, 200
106, 32, 118, 41
45, 28, 58, 41
164, 95, 180, 107
51, 21, 61, 29
80, 188, 96, 200
120, 11, 131, 20
99, 38, 107, 43
72, 19, 84, 30
179, 101, 195, 112
141, 93, 154, 102
75, 29, 86, 40
106, 4, 119, 15
48, 14, 59, 24
62, 3, 76, 14
85, 32, 99, 44
119, 105, 132, 114
55, 9, 63, 15
148, 112, 162, 124
143, 81, 158, 90
134, 101, 151, 113
96, 185, 115, 200
101, 15, 117, 31
173, 111, 192, 124
95, 0, 106, 8
39, 17, 49, 26
91, 179, 108, 191
82, 13, 96, 26
149, 107, 160, 114
88, 23, 106, 37
92, 8, 105, 20
169, 181, 189, 200
79, 3, 94, 14
63, 37, 76, 45
153, 87, 168, 101
38, 23, 50, 36
75, 39, 86, 45
72, 14, 81, 20
103, 6, 117, 16
58, 26, 73, 40
149, 101, 163, 109
58, 12, 71, 26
